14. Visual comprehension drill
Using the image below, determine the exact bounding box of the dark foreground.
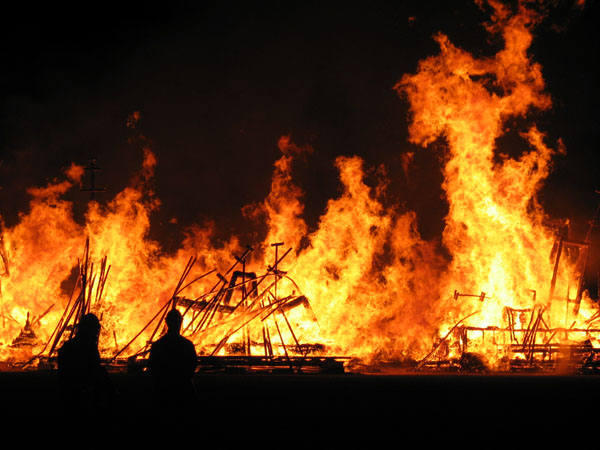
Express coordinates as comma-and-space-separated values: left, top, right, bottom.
1, 369, 599, 439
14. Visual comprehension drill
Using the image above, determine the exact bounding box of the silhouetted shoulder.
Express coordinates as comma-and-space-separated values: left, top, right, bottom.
149, 333, 197, 378
58, 337, 101, 379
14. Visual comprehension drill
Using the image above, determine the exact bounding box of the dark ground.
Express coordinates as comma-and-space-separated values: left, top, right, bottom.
1, 369, 599, 440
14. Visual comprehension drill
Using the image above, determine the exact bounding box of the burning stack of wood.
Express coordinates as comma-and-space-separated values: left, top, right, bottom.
2, 237, 344, 373
108, 242, 346, 374
418, 217, 600, 374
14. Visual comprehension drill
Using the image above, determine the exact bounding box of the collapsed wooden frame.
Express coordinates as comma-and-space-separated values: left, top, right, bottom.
419, 228, 600, 373
106, 242, 344, 373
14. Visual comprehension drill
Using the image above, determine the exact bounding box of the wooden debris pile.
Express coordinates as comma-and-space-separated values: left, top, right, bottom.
113, 242, 347, 374
418, 214, 600, 374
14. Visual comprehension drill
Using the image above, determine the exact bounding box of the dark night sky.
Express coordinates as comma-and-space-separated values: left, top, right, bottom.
1, 1, 599, 270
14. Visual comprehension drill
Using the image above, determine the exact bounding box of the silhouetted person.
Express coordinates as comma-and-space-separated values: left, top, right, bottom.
57, 313, 114, 415
149, 309, 198, 415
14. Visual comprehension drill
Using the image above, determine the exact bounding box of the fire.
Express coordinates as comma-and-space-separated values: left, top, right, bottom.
0, 1, 597, 371
397, 0, 596, 368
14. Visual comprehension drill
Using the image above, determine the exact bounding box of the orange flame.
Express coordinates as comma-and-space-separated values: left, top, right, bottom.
396, 1, 595, 366
0, 1, 596, 370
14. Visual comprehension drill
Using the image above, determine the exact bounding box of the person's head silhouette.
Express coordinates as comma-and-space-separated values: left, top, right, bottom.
166, 309, 183, 335
77, 313, 101, 342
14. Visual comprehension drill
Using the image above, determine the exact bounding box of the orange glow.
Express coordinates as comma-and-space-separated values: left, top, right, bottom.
0, 1, 597, 371
397, 1, 595, 368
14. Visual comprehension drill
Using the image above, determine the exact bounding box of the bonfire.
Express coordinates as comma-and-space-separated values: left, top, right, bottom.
0, 1, 598, 374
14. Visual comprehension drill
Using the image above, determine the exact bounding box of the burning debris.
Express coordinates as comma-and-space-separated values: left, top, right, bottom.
10, 308, 54, 349
418, 214, 600, 373
0, 1, 598, 375
10, 313, 38, 348
111, 243, 347, 374
3, 237, 345, 373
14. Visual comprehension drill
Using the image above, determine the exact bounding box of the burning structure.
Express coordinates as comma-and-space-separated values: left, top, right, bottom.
0, 1, 598, 374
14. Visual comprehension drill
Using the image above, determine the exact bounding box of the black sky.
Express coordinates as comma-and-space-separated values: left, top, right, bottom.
1, 1, 599, 268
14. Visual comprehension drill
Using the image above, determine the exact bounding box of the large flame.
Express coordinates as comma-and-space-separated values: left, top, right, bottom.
397, 0, 595, 366
0, 1, 596, 369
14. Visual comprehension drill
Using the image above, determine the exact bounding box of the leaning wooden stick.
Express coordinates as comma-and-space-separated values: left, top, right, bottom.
109, 256, 209, 361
